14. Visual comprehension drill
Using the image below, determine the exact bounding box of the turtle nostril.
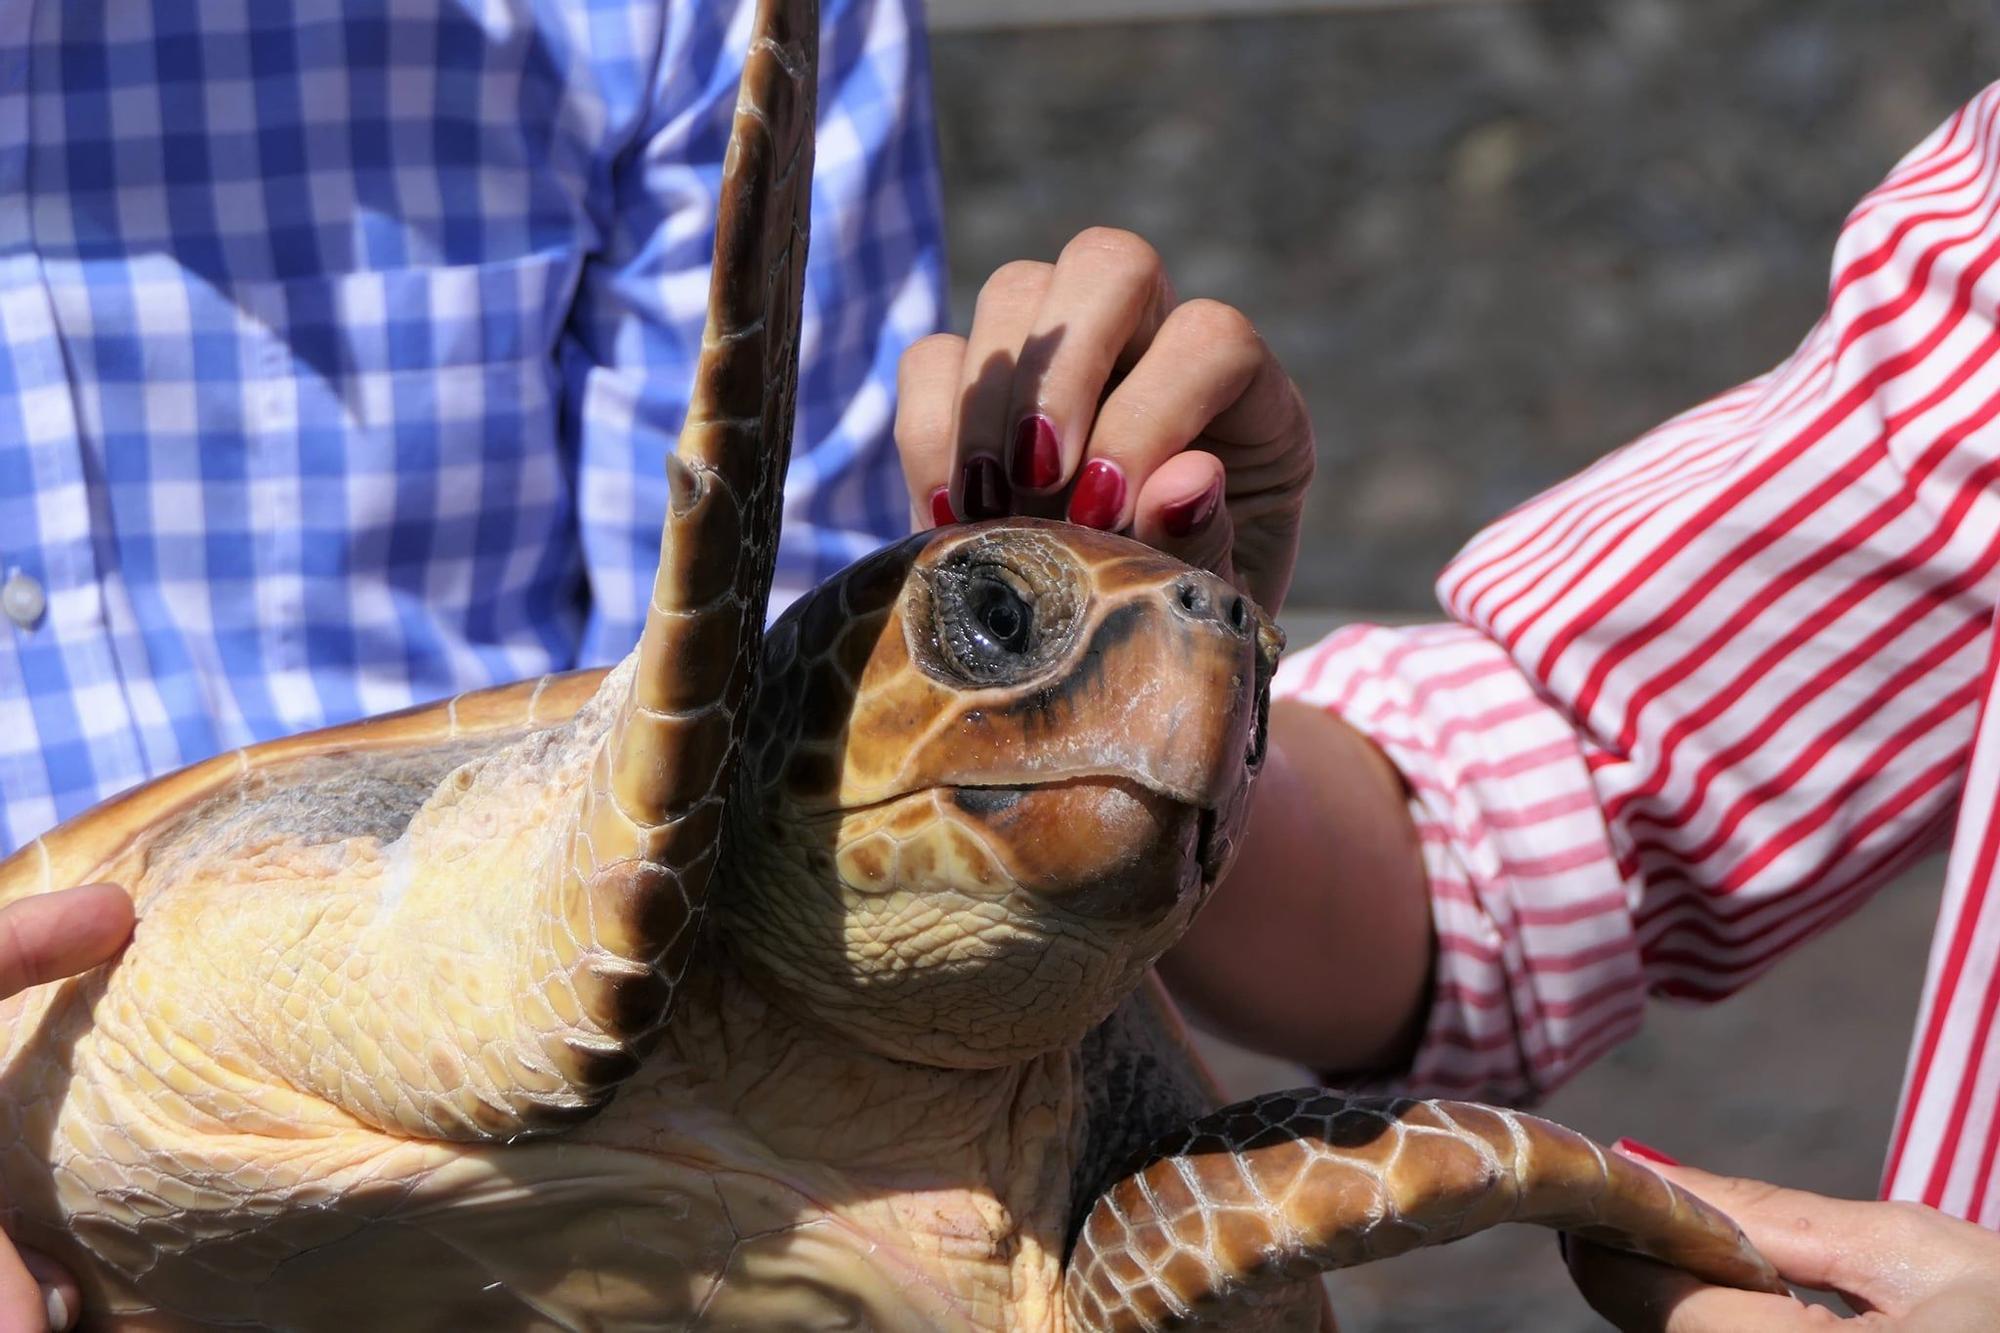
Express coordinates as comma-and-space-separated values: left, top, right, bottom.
1174, 576, 1256, 637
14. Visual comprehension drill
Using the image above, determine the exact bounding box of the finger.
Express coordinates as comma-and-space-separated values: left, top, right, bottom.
895, 333, 968, 528
1063, 297, 1268, 534
1132, 450, 1236, 584
950, 260, 1052, 520
1634, 1154, 1979, 1307
1003, 228, 1175, 496
1565, 1238, 1824, 1333
0, 883, 134, 999
0, 1240, 72, 1333
18, 1250, 77, 1332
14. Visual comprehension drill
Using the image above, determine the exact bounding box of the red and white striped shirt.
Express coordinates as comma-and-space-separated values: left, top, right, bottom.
1276, 80, 2000, 1224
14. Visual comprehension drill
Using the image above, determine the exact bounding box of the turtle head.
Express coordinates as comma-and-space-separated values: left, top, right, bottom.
723, 518, 1281, 1068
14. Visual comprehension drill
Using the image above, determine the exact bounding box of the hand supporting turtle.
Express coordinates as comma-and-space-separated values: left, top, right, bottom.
0, 884, 130, 1333
1570, 1147, 2000, 1332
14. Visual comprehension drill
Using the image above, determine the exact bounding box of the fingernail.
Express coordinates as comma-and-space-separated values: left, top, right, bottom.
1160, 480, 1222, 539
1009, 414, 1063, 491
960, 456, 1011, 521
1613, 1137, 1680, 1167
42, 1285, 71, 1332
928, 486, 955, 528
1066, 459, 1127, 531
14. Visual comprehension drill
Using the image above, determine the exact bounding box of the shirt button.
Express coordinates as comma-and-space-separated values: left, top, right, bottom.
2, 571, 46, 630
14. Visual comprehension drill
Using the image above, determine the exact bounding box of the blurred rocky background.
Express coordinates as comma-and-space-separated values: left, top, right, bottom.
924, 2, 1991, 1327
927, 0, 2000, 611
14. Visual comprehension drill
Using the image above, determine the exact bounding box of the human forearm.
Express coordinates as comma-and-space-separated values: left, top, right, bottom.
1158, 698, 1434, 1075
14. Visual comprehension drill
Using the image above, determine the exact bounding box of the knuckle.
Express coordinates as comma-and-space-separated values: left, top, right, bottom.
0, 909, 33, 997
981, 259, 1053, 307
1283, 381, 1316, 454
1277, 421, 1317, 487
906, 332, 965, 363
1172, 297, 1260, 349
1063, 226, 1162, 280
897, 333, 965, 389
1879, 1199, 1943, 1236
1732, 1178, 1793, 1214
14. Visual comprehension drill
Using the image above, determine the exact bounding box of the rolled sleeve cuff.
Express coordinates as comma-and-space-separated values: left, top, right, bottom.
1275, 622, 1643, 1103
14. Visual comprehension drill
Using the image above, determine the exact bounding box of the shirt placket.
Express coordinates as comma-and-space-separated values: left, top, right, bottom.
0, 0, 146, 844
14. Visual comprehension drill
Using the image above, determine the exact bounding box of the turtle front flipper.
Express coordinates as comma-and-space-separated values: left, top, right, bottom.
1063, 1089, 1786, 1332
321, 0, 822, 1135
538, 0, 820, 1098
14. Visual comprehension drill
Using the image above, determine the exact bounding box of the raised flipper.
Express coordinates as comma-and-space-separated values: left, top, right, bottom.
346, 0, 824, 1133
1063, 1088, 1785, 1332
532, 0, 820, 1110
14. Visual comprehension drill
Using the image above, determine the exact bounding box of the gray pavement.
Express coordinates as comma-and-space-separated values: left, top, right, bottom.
925, 0, 1520, 32
929, 0, 2000, 611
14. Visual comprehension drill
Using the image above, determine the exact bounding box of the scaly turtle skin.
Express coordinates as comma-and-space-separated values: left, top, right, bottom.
0, 1, 1784, 1327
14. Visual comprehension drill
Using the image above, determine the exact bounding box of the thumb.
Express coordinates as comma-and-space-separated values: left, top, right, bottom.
0, 884, 134, 999
1564, 1237, 1821, 1333
1632, 1151, 1968, 1312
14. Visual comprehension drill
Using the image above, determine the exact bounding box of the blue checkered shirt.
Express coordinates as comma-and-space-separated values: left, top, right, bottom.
0, 0, 946, 854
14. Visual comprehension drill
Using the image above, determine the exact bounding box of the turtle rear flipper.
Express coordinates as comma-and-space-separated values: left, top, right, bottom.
1063, 1089, 1785, 1332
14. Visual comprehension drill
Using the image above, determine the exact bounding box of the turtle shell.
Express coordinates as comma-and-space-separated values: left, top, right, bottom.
0, 671, 607, 915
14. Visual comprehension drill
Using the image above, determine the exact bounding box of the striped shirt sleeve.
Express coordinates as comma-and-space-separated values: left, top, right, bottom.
1278, 80, 2000, 1103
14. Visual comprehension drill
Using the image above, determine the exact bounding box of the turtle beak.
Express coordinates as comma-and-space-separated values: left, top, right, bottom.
1248, 608, 1283, 774
1150, 575, 1274, 889
1191, 588, 1282, 887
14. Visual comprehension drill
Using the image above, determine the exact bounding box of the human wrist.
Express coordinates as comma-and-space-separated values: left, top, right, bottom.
1160, 701, 1434, 1072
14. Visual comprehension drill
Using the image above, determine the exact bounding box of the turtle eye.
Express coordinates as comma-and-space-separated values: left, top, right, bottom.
911, 533, 1083, 688
933, 563, 1047, 684
966, 575, 1032, 656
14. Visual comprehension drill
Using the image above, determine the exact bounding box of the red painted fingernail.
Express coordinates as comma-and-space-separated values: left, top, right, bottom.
1160, 480, 1222, 538
1614, 1138, 1680, 1167
928, 486, 955, 528
960, 456, 1011, 520
1067, 459, 1127, 530
1009, 414, 1063, 491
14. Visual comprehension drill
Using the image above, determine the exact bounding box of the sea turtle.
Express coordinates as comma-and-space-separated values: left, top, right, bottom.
0, 1, 1789, 1328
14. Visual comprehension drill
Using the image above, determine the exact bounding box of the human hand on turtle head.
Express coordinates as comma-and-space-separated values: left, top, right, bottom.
0, 883, 132, 1332
895, 226, 1315, 617
1565, 1145, 2000, 1331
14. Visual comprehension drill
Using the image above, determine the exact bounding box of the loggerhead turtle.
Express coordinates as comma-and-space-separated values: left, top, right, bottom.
0, 1, 1789, 1328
